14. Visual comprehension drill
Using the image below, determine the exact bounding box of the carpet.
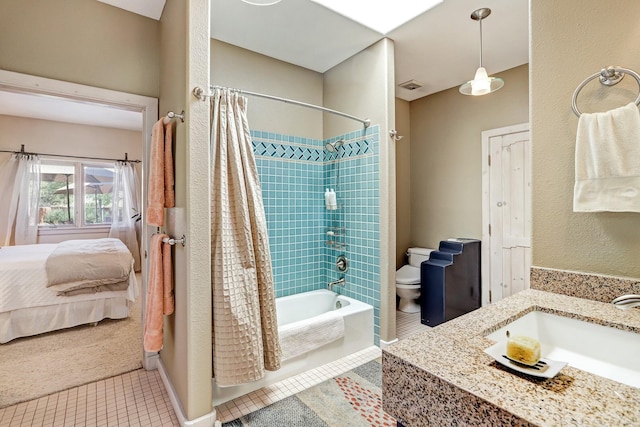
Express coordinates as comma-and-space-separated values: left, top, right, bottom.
0, 279, 143, 408
223, 359, 396, 427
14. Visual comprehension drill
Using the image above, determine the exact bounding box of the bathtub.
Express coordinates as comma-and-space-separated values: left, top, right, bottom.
212, 289, 374, 406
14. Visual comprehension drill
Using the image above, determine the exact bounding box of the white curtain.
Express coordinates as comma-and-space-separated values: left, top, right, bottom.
211, 89, 281, 386
109, 161, 141, 271
0, 153, 41, 246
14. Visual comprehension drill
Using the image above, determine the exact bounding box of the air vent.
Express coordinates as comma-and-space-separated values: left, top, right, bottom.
398, 79, 424, 90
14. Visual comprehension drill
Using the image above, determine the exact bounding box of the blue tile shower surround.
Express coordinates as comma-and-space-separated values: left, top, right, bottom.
252, 126, 381, 343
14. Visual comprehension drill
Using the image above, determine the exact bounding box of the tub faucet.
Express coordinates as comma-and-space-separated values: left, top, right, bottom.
328, 278, 346, 291
611, 294, 640, 310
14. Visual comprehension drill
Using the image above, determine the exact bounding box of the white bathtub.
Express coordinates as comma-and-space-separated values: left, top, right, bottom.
212, 289, 374, 406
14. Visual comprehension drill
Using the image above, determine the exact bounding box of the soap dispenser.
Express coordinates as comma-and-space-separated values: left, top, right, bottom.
329, 188, 337, 210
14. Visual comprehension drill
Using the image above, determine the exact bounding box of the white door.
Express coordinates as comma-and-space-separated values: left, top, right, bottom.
481, 124, 531, 305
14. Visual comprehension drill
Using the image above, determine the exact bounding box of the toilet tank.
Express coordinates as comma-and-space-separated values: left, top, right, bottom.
407, 247, 433, 267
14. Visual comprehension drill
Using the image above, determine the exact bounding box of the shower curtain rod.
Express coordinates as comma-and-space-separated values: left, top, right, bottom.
193, 85, 371, 128
0, 144, 140, 163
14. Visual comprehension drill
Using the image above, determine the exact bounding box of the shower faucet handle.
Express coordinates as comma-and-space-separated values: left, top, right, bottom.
336, 255, 349, 273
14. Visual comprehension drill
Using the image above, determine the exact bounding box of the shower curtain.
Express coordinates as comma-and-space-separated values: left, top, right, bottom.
210, 88, 281, 386
0, 153, 41, 246
108, 161, 141, 271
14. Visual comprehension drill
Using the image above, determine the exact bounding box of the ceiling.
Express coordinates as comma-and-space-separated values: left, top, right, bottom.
211, 0, 529, 101
1, 0, 528, 129
0, 90, 143, 131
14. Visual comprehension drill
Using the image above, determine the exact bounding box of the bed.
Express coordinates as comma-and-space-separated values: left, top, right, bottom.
0, 238, 138, 343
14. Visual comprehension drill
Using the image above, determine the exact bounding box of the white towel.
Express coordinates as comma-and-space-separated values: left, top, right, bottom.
574, 102, 640, 212
279, 310, 345, 361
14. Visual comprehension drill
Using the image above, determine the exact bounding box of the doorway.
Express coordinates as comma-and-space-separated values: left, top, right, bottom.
0, 70, 157, 381
481, 123, 531, 305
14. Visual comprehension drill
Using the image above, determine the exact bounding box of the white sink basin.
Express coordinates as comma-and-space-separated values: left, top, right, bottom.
486, 310, 640, 388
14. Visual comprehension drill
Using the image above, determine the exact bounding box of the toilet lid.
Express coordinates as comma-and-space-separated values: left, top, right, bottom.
396, 265, 420, 285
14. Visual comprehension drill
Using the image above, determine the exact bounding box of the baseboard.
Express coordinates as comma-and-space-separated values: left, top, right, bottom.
379, 338, 399, 349
157, 358, 220, 427
143, 352, 159, 370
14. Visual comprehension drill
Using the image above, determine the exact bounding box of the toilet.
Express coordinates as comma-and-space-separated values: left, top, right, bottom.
396, 247, 434, 313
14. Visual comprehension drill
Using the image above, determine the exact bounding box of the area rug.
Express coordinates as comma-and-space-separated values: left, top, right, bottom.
222, 359, 396, 427
0, 278, 143, 408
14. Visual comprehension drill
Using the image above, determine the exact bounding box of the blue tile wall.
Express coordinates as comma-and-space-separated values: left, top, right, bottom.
252, 125, 381, 344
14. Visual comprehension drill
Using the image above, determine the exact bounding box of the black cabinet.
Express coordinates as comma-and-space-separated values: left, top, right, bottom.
421, 238, 481, 327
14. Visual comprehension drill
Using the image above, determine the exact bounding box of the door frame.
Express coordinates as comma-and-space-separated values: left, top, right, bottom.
0, 69, 158, 369
481, 122, 530, 306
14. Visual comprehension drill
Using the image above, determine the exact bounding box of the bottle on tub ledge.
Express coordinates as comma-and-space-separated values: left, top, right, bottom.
325, 188, 337, 210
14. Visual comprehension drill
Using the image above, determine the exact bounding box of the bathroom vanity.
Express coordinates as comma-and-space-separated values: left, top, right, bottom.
382, 289, 640, 426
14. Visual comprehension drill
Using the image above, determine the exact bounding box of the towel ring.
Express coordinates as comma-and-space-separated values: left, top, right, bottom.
571, 66, 640, 117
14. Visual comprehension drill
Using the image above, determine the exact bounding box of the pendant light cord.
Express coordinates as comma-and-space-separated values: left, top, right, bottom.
478, 17, 483, 68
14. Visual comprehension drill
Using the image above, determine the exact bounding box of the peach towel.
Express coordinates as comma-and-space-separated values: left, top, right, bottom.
143, 233, 174, 353
147, 118, 175, 227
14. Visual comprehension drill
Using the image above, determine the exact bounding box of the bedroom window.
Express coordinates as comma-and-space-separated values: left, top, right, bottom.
39, 161, 115, 228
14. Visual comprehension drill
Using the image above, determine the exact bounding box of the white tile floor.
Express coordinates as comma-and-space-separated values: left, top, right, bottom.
0, 310, 427, 426
0, 369, 179, 427
396, 310, 430, 340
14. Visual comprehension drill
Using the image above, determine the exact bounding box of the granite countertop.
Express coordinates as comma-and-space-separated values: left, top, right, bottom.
382, 289, 640, 426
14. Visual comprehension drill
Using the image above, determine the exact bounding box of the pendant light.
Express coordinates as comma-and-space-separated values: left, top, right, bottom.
459, 8, 504, 96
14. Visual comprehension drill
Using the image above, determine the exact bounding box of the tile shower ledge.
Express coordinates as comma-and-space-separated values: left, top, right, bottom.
382, 289, 640, 427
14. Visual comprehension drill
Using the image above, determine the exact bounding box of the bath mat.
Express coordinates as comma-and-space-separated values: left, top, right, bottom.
222, 359, 396, 427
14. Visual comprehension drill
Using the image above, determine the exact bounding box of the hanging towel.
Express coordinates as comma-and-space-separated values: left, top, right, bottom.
147, 118, 175, 227
279, 311, 345, 362
574, 102, 640, 212
143, 233, 174, 353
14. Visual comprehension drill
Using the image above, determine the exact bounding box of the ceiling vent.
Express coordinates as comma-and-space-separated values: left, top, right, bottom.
398, 79, 424, 90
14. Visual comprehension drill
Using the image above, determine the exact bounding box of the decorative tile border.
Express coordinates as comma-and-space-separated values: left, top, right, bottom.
251, 136, 371, 163
253, 141, 324, 162
530, 266, 640, 303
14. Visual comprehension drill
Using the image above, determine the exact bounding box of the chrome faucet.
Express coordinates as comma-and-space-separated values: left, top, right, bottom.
328, 278, 346, 291
611, 294, 640, 309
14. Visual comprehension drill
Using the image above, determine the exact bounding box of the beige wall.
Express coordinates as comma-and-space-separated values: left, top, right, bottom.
531, 1, 640, 279
158, 0, 213, 421
210, 39, 324, 139
395, 98, 411, 269
324, 38, 397, 342
406, 65, 529, 251
0, 0, 160, 98
0, 116, 141, 161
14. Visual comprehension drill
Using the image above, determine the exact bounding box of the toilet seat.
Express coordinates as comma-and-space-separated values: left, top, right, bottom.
396, 265, 420, 285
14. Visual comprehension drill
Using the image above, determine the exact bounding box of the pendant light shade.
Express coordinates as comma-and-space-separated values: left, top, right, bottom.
459, 8, 504, 96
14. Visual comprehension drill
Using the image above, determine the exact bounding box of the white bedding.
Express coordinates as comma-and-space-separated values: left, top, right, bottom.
0, 243, 137, 314
0, 241, 139, 343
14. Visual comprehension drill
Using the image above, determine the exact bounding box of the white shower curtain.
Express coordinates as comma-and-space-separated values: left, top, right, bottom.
211, 88, 281, 386
0, 153, 41, 246
109, 161, 141, 271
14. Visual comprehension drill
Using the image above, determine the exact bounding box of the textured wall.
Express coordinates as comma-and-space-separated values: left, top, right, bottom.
395, 98, 412, 269
210, 39, 324, 139
531, 0, 640, 278
408, 65, 529, 250
0, 0, 159, 97
159, 0, 213, 421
